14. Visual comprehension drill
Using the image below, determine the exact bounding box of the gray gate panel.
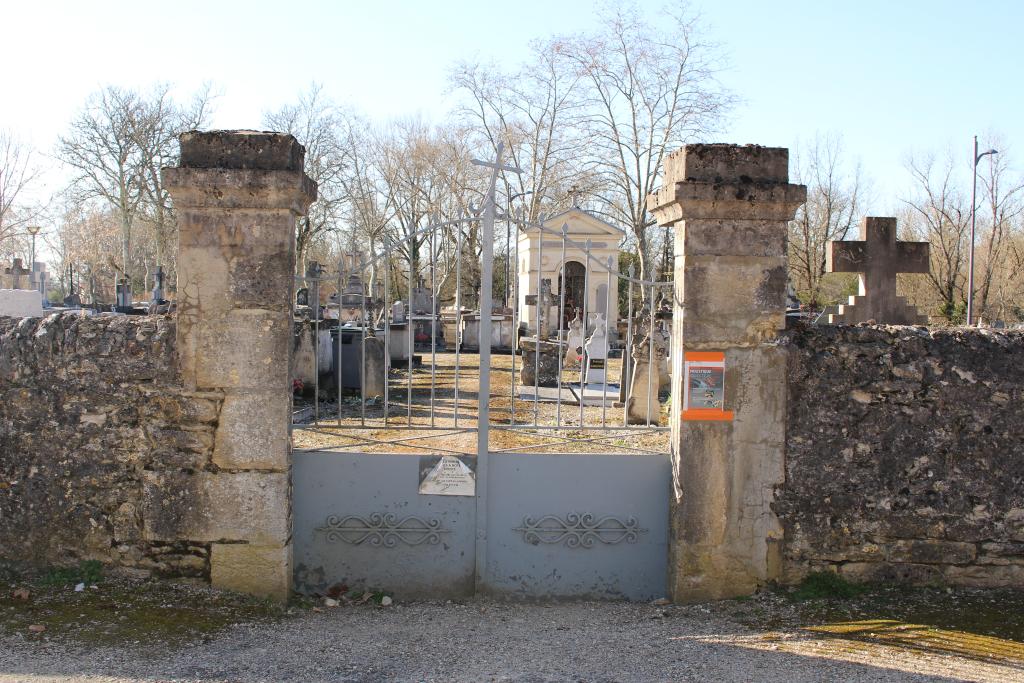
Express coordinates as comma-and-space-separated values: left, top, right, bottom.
293, 451, 476, 599
482, 453, 670, 600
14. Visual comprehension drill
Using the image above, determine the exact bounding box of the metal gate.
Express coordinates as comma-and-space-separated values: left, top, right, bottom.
291, 146, 672, 600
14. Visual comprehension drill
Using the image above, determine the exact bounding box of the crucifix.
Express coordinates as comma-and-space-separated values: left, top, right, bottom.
827, 217, 930, 325
3, 258, 31, 289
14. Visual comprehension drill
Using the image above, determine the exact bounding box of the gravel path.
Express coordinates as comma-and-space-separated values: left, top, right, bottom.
2, 599, 1020, 682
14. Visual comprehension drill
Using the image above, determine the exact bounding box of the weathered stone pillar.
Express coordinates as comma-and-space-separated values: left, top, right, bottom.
163, 131, 316, 599
649, 145, 805, 602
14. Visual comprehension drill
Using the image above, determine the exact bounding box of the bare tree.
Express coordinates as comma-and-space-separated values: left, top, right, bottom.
788, 134, 865, 308
0, 130, 42, 258
264, 83, 348, 274
561, 3, 733, 285
973, 136, 1024, 321
450, 38, 585, 223
902, 152, 971, 321
59, 87, 145, 280
133, 83, 213, 277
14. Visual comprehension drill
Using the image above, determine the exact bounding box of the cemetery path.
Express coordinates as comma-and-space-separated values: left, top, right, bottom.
292, 351, 671, 455
1, 596, 1022, 682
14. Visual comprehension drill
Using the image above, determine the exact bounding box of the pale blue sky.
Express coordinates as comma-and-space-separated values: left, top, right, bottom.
3, 0, 1021, 212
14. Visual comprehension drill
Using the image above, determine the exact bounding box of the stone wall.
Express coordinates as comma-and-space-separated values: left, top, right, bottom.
778, 323, 1024, 587
0, 313, 220, 579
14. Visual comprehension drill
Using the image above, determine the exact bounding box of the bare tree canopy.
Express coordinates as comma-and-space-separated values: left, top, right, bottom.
0, 130, 42, 260
58, 84, 212, 289
788, 134, 865, 308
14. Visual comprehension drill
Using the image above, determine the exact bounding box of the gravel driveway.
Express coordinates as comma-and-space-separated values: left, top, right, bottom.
2, 599, 1021, 682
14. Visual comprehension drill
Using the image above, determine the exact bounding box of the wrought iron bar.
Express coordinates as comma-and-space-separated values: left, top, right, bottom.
360, 256, 367, 427
556, 224, 568, 428
533, 231, 543, 427
407, 227, 414, 427
313, 272, 320, 426
647, 284, 655, 427
603, 255, 612, 427
454, 211, 463, 427
429, 216, 437, 428
624, 265, 634, 427
383, 236, 390, 427
579, 239, 590, 429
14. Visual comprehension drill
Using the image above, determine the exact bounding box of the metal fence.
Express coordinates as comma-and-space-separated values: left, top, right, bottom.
290, 185, 672, 457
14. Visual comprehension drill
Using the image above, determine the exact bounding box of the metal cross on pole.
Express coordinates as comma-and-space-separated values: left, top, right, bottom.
469, 142, 521, 591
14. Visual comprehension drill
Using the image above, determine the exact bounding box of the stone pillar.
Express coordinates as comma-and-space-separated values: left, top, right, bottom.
163, 131, 316, 600
649, 145, 805, 602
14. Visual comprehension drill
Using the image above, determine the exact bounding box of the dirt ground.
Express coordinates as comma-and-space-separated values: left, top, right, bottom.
292, 351, 671, 456
3, 573, 1024, 682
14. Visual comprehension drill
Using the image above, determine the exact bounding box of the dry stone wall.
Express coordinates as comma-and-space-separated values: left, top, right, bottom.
779, 323, 1024, 587
0, 313, 220, 580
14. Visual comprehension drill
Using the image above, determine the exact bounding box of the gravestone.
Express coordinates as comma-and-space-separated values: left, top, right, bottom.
564, 312, 585, 368
827, 217, 930, 325
584, 313, 609, 384
363, 334, 387, 399
0, 289, 43, 317
519, 337, 560, 387
625, 333, 663, 425
2, 258, 31, 290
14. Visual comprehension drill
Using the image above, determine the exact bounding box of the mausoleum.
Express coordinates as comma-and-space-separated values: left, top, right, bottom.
516, 208, 624, 334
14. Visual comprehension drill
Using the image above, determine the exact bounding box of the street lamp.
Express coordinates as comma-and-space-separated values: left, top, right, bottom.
967, 136, 998, 326
26, 225, 41, 290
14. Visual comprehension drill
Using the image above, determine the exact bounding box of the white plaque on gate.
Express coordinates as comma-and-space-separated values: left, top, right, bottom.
418, 455, 476, 496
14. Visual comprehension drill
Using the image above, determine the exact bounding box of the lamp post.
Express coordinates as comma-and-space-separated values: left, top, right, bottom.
26, 225, 40, 295
507, 190, 535, 307
967, 136, 998, 326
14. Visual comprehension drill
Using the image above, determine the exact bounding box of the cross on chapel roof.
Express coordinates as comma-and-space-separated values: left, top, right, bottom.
826, 217, 930, 325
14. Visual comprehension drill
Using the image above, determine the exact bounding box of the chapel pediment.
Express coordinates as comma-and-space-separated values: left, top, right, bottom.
535, 208, 626, 238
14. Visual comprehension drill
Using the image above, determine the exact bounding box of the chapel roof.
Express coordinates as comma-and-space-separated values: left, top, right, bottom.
537, 207, 626, 237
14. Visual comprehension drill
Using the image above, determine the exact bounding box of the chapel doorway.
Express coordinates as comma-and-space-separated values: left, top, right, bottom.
559, 260, 586, 327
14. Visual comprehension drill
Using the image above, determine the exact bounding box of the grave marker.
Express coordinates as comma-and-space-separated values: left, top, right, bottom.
827, 217, 930, 325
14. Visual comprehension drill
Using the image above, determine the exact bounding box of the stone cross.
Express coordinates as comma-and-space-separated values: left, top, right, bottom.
2, 258, 31, 289
827, 217, 930, 325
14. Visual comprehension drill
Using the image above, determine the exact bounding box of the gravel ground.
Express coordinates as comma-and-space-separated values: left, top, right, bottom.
2, 598, 1022, 682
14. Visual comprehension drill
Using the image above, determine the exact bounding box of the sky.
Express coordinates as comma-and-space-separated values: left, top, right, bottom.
2, 0, 1022, 216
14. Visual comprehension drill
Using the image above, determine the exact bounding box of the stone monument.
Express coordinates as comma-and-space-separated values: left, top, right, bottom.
827, 217, 930, 325
584, 313, 609, 384
564, 312, 585, 368
625, 333, 663, 425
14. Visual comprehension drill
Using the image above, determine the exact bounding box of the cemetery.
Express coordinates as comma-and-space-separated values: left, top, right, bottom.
1, 3, 1022, 679
0, 133, 1020, 610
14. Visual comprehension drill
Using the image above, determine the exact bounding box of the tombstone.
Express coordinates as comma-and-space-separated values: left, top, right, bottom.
151, 265, 166, 303
391, 300, 406, 324
114, 278, 133, 313
584, 313, 609, 384
0, 289, 44, 317
652, 322, 671, 391
2, 258, 31, 290
625, 333, 664, 425
827, 217, 930, 325
564, 312, 585, 368
410, 280, 433, 316
363, 334, 387, 399
519, 337, 560, 387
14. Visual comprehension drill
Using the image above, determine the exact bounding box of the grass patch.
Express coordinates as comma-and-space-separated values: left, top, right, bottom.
39, 560, 104, 587
789, 571, 865, 601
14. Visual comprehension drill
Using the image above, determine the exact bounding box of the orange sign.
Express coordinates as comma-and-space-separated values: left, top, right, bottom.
682, 351, 734, 422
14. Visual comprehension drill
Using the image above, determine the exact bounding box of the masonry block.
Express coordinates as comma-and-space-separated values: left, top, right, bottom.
211, 542, 292, 600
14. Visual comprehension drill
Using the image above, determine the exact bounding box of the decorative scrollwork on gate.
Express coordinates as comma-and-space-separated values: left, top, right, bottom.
316, 512, 449, 547
514, 513, 647, 548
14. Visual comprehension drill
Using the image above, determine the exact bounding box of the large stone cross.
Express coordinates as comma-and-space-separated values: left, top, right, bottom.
2, 258, 31, 289
827, 217, 930, 325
